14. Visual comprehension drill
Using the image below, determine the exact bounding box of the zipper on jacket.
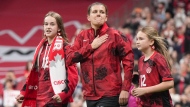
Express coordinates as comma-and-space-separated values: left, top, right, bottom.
92, 29, 97, 96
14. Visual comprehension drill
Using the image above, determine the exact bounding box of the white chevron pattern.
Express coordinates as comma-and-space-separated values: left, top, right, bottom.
0, 20, 82, 45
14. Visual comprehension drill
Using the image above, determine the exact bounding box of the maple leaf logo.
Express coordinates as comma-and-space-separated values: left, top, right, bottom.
50, 54, 65, 70
49, 54, 66, 94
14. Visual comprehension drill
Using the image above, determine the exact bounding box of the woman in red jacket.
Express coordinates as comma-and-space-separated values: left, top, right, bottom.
16, 11, 78, 107
66, 2, 134, 107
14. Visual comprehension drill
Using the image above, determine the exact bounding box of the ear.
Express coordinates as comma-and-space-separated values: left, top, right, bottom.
150, 39, 154, 46
87, 15, 90, 21
105, 15, 108, 21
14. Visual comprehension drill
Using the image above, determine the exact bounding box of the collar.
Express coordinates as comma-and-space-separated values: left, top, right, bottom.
90, 23, 109, 36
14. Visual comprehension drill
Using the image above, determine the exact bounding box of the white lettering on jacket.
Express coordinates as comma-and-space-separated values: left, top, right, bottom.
28, 85, 38, 90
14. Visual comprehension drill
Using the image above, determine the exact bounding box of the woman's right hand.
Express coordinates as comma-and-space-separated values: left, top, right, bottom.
16, 94, 24, 103
91, 34, 108, 49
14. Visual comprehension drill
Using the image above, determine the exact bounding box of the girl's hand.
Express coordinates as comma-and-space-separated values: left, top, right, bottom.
52, 94, 62, 103
15, 94, 24, 103
132, 88, 147, 97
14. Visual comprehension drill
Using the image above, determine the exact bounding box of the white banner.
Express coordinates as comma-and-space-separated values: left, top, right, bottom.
3, 90, 20, 106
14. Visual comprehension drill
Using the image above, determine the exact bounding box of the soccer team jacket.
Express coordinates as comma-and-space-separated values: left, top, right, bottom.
66, 23, 134, 100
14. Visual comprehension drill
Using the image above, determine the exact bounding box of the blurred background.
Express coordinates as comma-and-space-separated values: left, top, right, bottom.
0, 0, 190, 107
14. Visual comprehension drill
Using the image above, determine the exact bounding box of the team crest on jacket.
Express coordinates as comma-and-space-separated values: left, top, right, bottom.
146, 67, 152, 73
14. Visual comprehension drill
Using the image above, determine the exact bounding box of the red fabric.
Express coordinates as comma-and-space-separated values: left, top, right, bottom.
138, 51, 173, 107
67, 23, 134, 100
36, 42, 61, 106
20, 36, 78, 107
21, 38, 45, 107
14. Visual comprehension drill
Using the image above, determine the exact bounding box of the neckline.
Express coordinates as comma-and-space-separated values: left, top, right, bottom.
47, 43, 51, 46
143, 51, 156, 62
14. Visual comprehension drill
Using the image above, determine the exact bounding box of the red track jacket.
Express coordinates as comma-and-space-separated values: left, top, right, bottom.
66, 23, 134, 100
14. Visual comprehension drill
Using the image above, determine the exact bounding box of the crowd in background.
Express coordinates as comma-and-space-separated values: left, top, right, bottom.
0, 0, 190, 107
119, 0, 190, 106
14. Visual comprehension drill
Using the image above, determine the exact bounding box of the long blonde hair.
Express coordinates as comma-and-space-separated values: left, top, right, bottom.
140, 26, 171, 69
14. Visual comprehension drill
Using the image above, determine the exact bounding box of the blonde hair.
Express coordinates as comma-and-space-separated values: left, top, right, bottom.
140, 26, 171, 69
44, 11, 68, 43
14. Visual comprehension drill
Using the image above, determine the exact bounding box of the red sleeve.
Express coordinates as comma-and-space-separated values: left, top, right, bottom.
20, 86, 26, 96
58, 64, 78, 103
20, 74, 30, 96
156, 55, 173, 82
116, 32, 134, 91
66, 31, 94, 66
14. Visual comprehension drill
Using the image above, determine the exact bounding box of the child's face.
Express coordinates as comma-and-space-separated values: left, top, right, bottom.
136, 31, 154, 52
44, 16, 59, 39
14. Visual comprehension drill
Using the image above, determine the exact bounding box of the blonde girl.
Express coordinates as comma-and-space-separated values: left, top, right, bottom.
132, 26, 174, 107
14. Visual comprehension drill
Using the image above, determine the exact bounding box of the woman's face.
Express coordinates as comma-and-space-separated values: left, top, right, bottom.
87, 4, 107, 29
44, 16, 59, 39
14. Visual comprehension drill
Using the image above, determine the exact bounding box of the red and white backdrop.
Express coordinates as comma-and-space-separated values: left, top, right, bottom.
0, 0, 127, 78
